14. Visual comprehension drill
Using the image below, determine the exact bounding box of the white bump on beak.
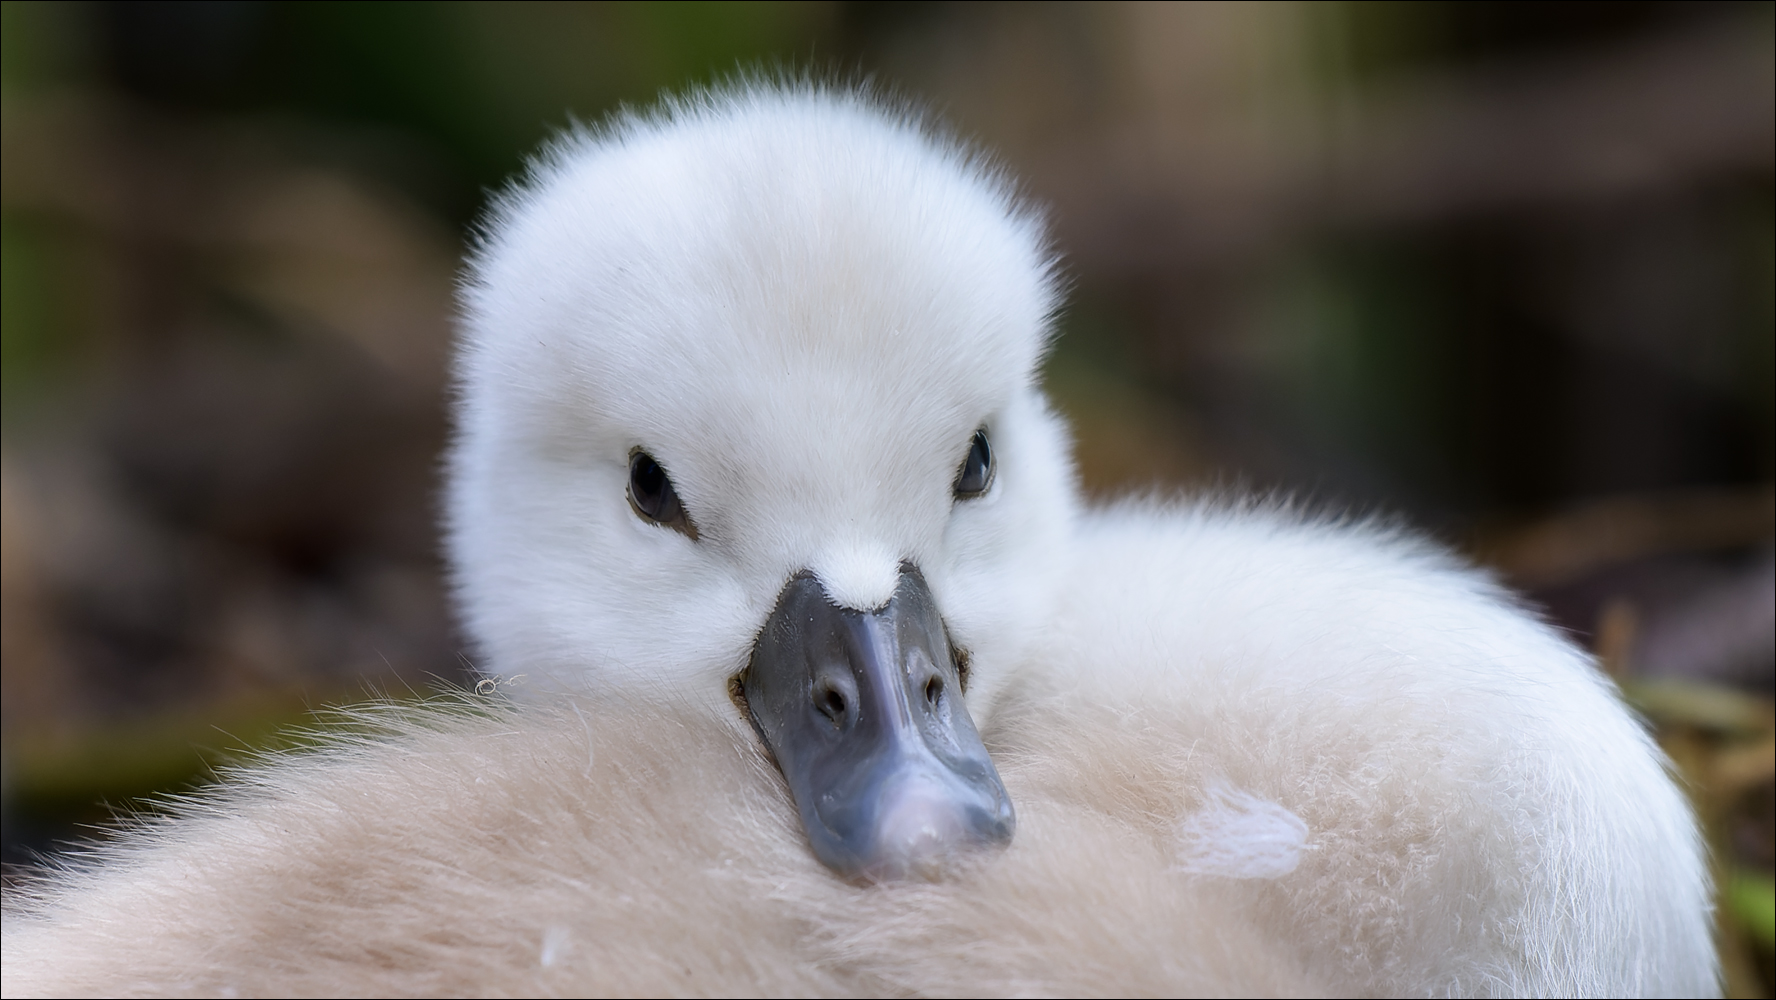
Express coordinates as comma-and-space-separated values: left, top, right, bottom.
811, 539, 902, 612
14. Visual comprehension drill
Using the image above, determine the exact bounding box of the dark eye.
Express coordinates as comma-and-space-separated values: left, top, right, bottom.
953, 429, 994, 499
628, 450, 698, 539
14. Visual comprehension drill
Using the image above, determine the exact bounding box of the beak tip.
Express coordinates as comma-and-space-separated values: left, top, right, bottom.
828, 776, 1016, 882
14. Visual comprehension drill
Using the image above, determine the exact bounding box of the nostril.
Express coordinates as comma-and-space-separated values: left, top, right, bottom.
925, 676, 942, 707
817, 685, 847, 725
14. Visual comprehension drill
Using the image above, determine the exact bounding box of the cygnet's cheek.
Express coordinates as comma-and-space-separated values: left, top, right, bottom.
572, 565, 759, 702
925, 565, 1024, 707
931, 495, 1070, 723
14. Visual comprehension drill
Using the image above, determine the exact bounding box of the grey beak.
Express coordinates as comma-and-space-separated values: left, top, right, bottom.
741, 565, 1015, 880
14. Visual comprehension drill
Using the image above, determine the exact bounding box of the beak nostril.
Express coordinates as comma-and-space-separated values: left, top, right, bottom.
818, 686, 847, 725
925, 676, 942, 707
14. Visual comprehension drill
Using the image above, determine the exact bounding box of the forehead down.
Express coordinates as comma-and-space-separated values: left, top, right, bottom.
459, 89, 1057, 480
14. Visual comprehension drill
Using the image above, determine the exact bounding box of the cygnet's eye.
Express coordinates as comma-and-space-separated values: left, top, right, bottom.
953, 429, 995, 499
628, 450, 698, 539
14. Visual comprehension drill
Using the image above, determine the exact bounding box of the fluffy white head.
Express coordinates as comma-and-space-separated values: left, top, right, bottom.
449, 86, 1077, 726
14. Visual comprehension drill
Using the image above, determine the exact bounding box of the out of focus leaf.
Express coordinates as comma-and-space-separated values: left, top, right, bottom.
4, 691, 387, 825
1729, 871, 1776, 949
1621, 678, 1776, 736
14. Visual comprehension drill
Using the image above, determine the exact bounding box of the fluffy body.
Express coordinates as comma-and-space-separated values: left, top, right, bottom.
2, 87, 1716, 997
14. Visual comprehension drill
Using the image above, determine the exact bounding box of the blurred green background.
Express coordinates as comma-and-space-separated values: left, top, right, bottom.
2, 1, 1772, 992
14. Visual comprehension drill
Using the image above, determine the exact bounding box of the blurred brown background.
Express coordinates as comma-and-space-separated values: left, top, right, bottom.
2, 1, 1771, 991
